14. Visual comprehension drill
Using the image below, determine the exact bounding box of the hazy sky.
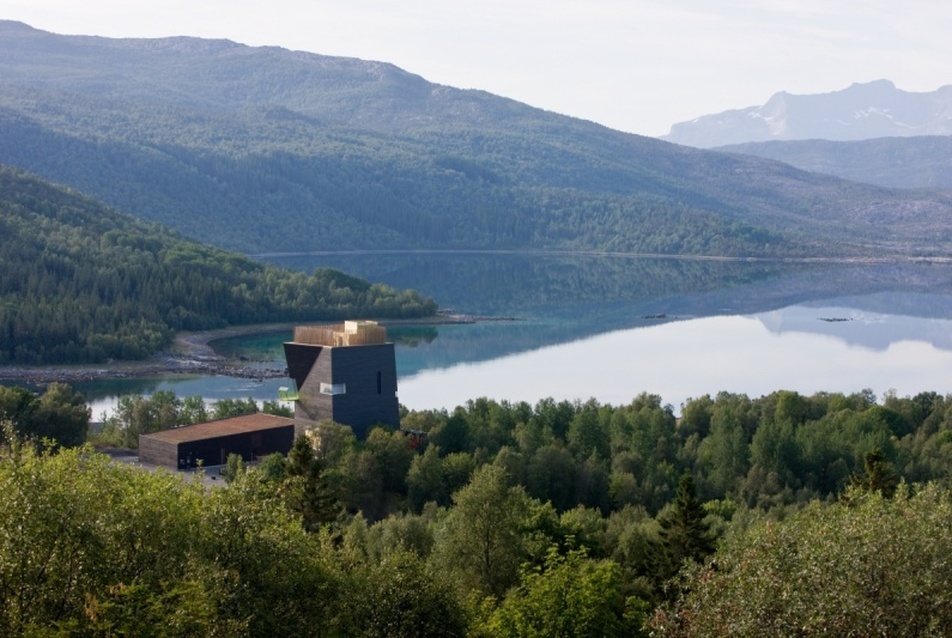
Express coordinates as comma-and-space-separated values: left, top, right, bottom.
2, 1, 949, 136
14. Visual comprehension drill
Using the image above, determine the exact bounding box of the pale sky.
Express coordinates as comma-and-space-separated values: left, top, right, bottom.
2, 0, 949, 137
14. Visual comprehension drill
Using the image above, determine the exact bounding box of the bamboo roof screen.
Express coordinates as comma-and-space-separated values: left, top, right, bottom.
293, 321, 388, 346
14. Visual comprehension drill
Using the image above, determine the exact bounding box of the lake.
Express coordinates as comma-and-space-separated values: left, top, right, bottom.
75, 253, 952, 417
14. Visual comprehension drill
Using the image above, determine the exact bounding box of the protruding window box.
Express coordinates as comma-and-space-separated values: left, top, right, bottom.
320, 382, 347, 396
278, 386, 299, 401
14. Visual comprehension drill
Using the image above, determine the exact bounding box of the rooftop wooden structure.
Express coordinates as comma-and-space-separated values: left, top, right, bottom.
292, 321, 388, 347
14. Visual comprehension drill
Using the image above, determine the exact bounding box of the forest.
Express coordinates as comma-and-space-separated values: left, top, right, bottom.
0, 104, 811, 258
0, 167, 437, 364
2, 382, 952, 636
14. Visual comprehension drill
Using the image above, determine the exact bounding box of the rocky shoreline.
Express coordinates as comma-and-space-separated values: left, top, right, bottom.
0, 313, 516, 385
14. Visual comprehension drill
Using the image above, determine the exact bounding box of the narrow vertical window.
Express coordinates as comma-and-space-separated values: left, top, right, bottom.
377, 371, 382, 394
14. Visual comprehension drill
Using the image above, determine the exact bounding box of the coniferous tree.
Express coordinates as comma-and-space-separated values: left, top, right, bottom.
848, 448, 900, 499
657, 473, 715, 585
284, 435, 340, 532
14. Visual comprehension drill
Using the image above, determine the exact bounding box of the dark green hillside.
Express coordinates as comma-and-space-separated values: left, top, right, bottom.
0, 167, 436, 364
2, 20, 951, 257
0, 89, 798, 256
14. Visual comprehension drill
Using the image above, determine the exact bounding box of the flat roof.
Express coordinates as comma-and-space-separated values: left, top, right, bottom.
140, 413, 294, 444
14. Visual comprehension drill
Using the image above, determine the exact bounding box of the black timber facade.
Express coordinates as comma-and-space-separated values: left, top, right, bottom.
138, 413, 295, 469
284, 341, 400, 439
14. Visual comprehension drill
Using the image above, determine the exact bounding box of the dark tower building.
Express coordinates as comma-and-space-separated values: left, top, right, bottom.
282, 321, 400, 439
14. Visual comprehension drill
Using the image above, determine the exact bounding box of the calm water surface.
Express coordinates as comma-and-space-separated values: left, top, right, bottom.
77, 254, 952, 416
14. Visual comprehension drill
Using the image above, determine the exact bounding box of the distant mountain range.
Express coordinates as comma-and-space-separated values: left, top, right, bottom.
2, 21, 952, 257
717, 136, 952, 189
663, 80, 952, 148
665, 80, 952, 189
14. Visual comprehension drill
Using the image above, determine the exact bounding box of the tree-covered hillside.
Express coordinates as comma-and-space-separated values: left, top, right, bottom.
0, 167, 436, 364
2, 20, 951, 257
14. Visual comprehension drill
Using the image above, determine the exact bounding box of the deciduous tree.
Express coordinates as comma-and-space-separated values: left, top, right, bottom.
432, 464, 532, 598
477, 546, 646, 637
650, 484, 952, 637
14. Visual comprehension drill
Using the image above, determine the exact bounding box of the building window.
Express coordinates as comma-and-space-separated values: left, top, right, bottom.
320, 382, 346, 395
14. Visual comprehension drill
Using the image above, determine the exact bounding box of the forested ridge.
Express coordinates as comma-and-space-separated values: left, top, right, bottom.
3, 20, 952, 258
4, 382, 952, 635
0, 166, 436, 364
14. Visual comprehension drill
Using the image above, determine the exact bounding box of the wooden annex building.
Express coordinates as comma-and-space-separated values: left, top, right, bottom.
138, 413, 295, 469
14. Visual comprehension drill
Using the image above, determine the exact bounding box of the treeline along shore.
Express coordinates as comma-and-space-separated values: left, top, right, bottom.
0, 167, 441, 369
0, 312, 516, 385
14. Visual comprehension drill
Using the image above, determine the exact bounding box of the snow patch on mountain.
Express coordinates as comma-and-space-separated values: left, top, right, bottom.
663, 80, 952, 148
